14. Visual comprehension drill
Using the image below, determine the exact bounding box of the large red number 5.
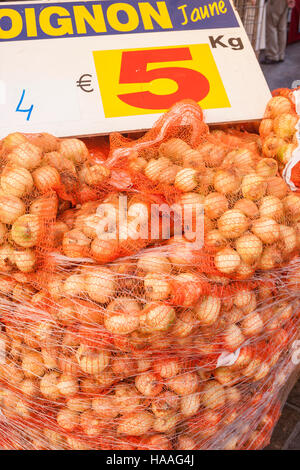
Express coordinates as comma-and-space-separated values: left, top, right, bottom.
117, 48, 210, 110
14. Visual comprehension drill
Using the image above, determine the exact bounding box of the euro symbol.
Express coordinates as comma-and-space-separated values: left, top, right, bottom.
76, 74, 93, 93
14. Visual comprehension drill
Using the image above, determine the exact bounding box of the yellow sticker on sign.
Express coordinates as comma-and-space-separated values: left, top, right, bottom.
93, 44, 230, 118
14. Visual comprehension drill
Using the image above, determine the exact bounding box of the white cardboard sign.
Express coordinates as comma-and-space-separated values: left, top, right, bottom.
0, 0, 271, 138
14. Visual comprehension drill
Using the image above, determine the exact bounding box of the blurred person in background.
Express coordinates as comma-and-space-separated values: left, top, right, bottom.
261, 0, 296, 64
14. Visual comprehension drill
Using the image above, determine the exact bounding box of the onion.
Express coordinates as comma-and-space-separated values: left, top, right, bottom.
32, 165, 61, 192
60, 138, 88, 165
232, 148, 257, 174
144, 435, 172, 450
92, 396, 118, 419
0, 194, 25, 224
62, 229, 91, 257
57, 375, 79, 397
55, 299, 78, 326
214, 247, 241, 274
223, 324, 245, 351
197, 142, 226, 167
182, 149, 206, 172
204, 192, 228, 219
266, 177, 288, 199
235, 232, 263, 264
151, 391, 179, 418
20, 379, 39, 397
230, 346, 252, 370
144, 304, 175, 332
213, 170, 240, 194
277, 143, 296, 165
259, 118, 273, 137
234, 289, 254, 309
273, 113, 298, 139
167, 372, 198, 395
63, 274, 85, 297
176, 436, 196, 450
22, 351, 45, 378
206, 229, 227, 250
135, 371, 162, 396
30, 194, 58, 219
234, 261, 255, 279
283, 193, 300, 221
259, 245, 283, 270
218, 209, 248, 239
213, 367, 234, 385
194, 296, 221, 325
0, 167, 33, 198
201, 381, 226, 410
90, 238, 119, 264
77, 300, 103, 324
234, 198, 259, 219
262, 136, 285, 158
137, 253, 171, 274
153, 414, 178, 433
14, 249, 36, 273
158, 164, 180, 184
153, 358, 181, 379
259, 195, 283, 221
265, 96, 293, 118
198, 168, 215, 195
256, 158, 278, 178
40, 373, 60, 400
2, 132, 28, 152
44, 151, 76, 175
84, 267, 115, 303
174, 168, 199, 192
57, 408, 79, 432
279, 224, 297, 254
117, 411, 154, 436
172, 310, 198, 337
159, 138, 190, 162
128, 155, 147, 172
144, 273, 171, 301
242, 357, 262, 378
241, 312, 264, 336
104, 309, 139, 335
0, 222, 7, 244
8, 142, 42, 169
251, 217, 280, 244
0, 244, 15, 272
67, 397, 91, 413
144, 157, 170, 181
11, 214, 42, 248
76, 345, 110, 375
83, 164, 110, 186
242, 173, 267, 200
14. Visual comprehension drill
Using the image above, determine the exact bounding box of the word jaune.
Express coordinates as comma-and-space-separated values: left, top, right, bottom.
178, 1, 227, 25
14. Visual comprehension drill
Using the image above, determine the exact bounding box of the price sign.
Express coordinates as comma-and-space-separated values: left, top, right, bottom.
0, 0, 271, 138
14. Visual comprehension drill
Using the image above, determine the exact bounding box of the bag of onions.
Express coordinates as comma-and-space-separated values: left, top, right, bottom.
0, 90, 299, 450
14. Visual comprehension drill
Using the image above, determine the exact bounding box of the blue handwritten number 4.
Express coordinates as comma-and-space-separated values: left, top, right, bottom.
16, 90, 33, 121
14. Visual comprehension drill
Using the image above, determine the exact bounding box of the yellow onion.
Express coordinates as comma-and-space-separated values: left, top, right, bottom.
11, 214, 42, 248
144, 273, 171, 301
60, 138, 88, 165
259, 118, 273, 137
283, 193, 300, 221
0, 166, 33, 198
277, 143, 296, 165
256, 158, 278, 178
176, 436, 196, 450
218, 209, 248, 239
63, 274, 85, 297
174, 168, 199, 192
241, 312, 263, 336
83, 164, 110, 186
273, 113, 298, 139
84, 267, 115, 303
201, 380, 226, 410
92, 396, 118, 419
262, 136, 285, 158
259, 245, 283, 270
259, 196, 283, 221
14, 249, 36, 272
223, 324, 245, 351
265, 96, 293, 118
204, 192, 228, 219
213, 170, 240, 195
279, 224, 297, 254
213, 367, 234, 385
167, 372, 198, 396
137, 253, 171, 274
62, 229, 91, 257
144, 157, 170, 182
135, 371, 162, 397
67, 397, 91, 413
234, 199, 259, 219
214, 247, 241, 274
242, 173, 266, 200
251, 217, 280, 244
0, 244, 15, 272
194, 296, 221, 325
159, 164, 180, 184
143, 304, 175, 332
57, 375, 79, 397
153, 413, 178, 433
235, 232, 263, 264
32, 165, 61, 192
117, 411, 154, 436
266, 177, 288, 199
30, 195, 58, 219
197, 142, 226, 168
0, 194, 25, 224
206, 229, 227, 250
22, 351, 45, 378
57, 408, 79, 432
2, 132, 28, 152
76, 345, 110, 375
159, 138, 190, 162
8, 142, 42, 169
